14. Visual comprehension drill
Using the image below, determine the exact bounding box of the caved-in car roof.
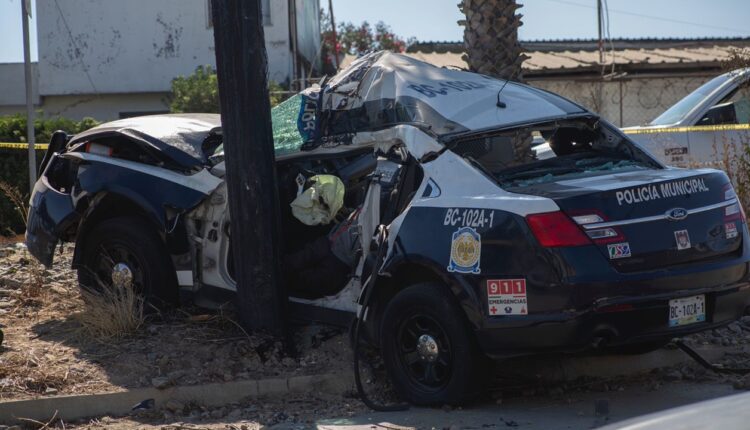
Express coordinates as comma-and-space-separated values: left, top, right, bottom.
69, 51, 590, 166
295, 51, 588, 151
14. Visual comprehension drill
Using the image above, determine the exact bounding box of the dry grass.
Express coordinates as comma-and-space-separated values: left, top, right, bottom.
0, 179, 29, 227
76, 278, 145, 340
2, 245, 348, 403
706, 136, 750, 217
17, 261, 48, 304
721, 48, 750, 73
0, 181, 46, 302
0, 348, 74, 395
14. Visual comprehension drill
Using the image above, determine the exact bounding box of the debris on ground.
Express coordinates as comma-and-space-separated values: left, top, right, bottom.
0, 242, 352, 401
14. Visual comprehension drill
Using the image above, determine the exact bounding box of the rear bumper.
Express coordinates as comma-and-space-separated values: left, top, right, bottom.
477, 270, 750, 358
25, 177, 78, 267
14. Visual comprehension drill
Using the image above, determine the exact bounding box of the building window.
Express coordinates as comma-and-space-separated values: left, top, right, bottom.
207, 0, 271, 27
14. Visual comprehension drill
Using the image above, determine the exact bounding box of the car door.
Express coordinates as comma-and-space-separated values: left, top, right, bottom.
626, 129, 690, 166
687, 75, 750, 167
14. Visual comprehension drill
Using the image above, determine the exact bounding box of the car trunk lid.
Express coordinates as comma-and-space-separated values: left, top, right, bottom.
512, 169, 743, 272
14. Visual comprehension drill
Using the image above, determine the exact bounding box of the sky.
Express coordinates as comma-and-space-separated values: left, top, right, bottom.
1, 0, 38, 63
0, 0, 749, 63
330, 0, 750, 42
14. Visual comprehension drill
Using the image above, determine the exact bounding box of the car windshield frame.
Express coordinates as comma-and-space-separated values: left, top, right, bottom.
649, 74, 732, 126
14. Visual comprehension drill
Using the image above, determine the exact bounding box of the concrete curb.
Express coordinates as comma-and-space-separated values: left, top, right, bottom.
0, 345, 734, 424
0, 372, 353, 424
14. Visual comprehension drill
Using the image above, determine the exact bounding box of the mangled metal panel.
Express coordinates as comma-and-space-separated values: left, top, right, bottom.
74, 113, 221, 160
295, 51, 586, 151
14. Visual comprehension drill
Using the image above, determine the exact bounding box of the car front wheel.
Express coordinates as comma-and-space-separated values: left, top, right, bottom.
77, 216, 178, 308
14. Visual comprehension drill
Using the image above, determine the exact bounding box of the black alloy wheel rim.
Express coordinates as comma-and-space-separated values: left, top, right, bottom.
396, 313, 453, 391
92, 241, 145, 292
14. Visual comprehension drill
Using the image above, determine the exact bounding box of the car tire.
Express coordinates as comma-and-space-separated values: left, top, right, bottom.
77, 216, 178, 308
380, 282, 487, 405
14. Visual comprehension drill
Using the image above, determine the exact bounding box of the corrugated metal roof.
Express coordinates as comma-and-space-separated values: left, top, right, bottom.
339, 38, 750, 76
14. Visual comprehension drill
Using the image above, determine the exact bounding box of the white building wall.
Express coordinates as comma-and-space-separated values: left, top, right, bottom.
36, 0, 292, 97
0, 62, 40, 106
40, 93, 171, 121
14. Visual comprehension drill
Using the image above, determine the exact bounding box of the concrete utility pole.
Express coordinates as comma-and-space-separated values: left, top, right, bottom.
328, 0, 338, 70
211, 0, 288, 335
21, 0, 37, 194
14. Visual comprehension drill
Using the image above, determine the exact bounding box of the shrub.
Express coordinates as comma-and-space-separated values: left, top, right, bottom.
170, 65, 288, 114
0, 114, 100, 235
717, 49, 750, 218
170, 65, 220, 113
0, 113, 99, 144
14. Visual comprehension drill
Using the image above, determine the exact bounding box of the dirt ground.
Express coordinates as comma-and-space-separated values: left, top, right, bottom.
0, 242, 352, 402
5, 240, 750, 429
11, 358, 750, 430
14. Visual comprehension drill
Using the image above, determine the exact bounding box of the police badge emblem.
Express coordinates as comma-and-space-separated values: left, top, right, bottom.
674, 229, 691, 250
448, 226, 481, 274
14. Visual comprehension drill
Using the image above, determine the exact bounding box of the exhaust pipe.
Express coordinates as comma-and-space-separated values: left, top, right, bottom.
591, 326, 618, 349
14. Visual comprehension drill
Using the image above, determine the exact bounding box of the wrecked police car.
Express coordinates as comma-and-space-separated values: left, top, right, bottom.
27, 52, 750, 405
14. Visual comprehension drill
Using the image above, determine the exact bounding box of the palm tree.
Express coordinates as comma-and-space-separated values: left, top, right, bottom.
459, 0, 528, 80
459, 0, 533, 162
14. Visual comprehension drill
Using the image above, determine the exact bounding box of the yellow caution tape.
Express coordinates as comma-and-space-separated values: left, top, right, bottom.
2, 124, 747, 147
623, 124, 750, 135
0, 142, 49, 150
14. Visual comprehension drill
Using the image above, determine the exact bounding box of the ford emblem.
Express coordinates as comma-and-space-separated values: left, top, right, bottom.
666, 207, 688, 221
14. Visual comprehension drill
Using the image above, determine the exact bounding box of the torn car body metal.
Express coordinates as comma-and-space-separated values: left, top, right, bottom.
27, 52, 750, 405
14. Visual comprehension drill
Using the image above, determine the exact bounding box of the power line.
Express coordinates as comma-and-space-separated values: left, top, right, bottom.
602, 0, 616, 73
541, 0, 747, 35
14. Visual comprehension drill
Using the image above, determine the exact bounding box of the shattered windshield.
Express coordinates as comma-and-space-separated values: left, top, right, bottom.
270, 94, 306, 156
452, 120, 658, 189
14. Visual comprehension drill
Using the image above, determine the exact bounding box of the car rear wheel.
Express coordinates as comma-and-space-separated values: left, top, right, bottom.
77, 216, 178, 308
380, 283, 487, 405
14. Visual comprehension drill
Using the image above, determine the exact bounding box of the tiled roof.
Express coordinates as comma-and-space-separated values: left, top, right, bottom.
339, 38, 750, 76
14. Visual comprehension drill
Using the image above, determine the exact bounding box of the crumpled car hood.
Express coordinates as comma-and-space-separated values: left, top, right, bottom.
70, 114, 221, 169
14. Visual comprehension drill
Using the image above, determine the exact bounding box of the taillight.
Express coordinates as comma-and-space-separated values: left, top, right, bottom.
525, 211, 591, 247
723, 184, 746, 222
571, 209, 627, 244
724, 202, 746, 222
84, 142, 112, 156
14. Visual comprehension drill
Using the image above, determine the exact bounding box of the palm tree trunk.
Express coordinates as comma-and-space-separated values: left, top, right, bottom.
459, 0, 528, 81
459, 0, 533, 163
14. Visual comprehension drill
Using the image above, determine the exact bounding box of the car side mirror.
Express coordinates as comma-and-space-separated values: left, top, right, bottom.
698, 102, 737, 126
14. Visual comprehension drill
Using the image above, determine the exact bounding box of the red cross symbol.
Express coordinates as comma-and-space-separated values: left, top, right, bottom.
490, 306, 498, 315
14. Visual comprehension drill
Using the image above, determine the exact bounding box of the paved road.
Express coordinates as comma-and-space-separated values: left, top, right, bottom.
309, 381, 737, 430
